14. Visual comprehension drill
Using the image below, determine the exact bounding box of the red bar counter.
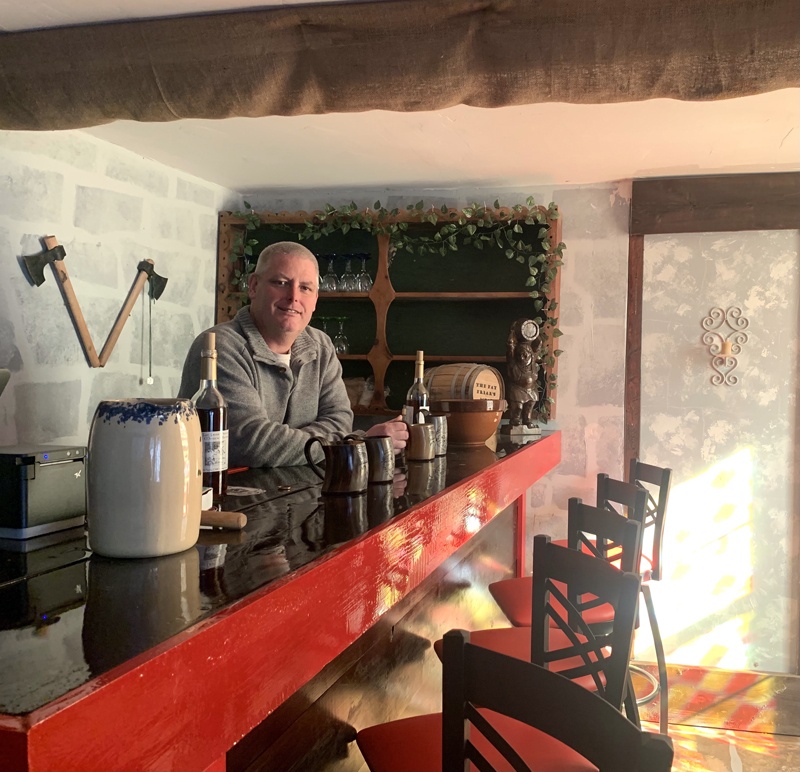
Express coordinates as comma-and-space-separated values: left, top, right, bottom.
0, 432, 560, 771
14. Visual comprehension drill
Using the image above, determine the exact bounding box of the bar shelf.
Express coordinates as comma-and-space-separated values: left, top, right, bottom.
217, 206, 561, 416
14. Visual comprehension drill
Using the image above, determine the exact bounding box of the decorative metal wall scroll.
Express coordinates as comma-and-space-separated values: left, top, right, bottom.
701, 307, 749, 386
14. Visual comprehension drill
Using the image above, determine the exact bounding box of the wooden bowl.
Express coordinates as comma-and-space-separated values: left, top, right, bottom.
430, 399, 507, 446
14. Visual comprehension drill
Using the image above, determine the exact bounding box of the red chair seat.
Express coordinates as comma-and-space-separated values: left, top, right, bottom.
488, 577, 615, 628
433, 627, 609, 693
357, 708, 597, 772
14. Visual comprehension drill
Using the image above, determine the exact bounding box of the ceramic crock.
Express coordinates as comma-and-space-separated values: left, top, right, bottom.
82, 548, 201, 675
87, 398, 202, 558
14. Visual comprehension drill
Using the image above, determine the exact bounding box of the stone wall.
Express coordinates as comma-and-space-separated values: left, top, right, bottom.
241, 182, 632, 562
0, 130, 238, 446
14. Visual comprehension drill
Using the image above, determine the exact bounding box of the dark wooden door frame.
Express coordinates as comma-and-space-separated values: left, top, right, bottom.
624, 171, 800, 473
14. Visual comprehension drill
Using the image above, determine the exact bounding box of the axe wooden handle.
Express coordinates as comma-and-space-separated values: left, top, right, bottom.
98, 259, 153, 367
43, 236, 101, 368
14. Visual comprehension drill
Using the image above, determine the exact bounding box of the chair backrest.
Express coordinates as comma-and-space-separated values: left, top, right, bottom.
568, 496, 642, 575
442, 629, 674, 772
596, 473, 648, 528
531, 535, 641, 711
629, 459, 672, 581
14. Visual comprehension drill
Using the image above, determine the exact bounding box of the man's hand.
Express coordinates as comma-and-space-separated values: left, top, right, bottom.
365, 414, 409, 452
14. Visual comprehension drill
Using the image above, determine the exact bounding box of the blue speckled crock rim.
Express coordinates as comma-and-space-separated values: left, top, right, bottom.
94, 398, 197, 426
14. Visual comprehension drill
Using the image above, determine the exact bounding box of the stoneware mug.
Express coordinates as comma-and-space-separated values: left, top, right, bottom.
304, 435, 369, 494
87, 398, 203, 559
363, 435, 395, 483
428, 413, 449, 456
406, 423, 436, 462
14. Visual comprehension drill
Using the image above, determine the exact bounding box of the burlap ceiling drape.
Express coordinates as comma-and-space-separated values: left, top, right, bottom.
0, 0, 797, 131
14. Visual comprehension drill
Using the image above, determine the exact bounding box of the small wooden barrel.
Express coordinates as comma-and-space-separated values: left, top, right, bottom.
424, 364, 505, 401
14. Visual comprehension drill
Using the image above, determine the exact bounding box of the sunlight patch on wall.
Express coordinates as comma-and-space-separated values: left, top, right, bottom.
635, 448, 754, 669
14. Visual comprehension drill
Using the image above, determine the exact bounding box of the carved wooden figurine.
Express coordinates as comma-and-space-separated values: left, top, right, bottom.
506, 318, 542, 428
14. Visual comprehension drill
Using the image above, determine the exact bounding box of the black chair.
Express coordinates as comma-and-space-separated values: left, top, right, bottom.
627, 458, 673, 735
357, 539, 665, 772
442, 629, 674, 772
489, 476, 647, 628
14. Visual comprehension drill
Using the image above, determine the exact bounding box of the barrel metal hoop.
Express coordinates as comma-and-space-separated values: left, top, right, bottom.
460, 365, 481, 398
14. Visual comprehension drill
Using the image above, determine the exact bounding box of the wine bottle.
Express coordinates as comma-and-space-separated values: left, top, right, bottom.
192, 331, 229, 499
404, 350, 430, 424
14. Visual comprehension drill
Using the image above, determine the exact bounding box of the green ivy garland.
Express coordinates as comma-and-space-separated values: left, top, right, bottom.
229, 198, 565, 421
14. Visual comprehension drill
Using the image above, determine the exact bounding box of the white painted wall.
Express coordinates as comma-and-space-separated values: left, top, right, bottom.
0, 129, 239, 446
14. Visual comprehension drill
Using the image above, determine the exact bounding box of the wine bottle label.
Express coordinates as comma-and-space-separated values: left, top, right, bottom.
404, 405, 427, 424
201, 430, 229, 472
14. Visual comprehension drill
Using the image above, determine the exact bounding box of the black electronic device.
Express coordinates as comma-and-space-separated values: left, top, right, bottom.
0, 445, 87, 539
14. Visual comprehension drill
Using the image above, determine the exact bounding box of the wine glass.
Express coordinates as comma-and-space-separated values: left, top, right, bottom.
356, 253, 373, 292
319, 254, 339, 292
339, 256, 359, 292
333, 317, 350, 355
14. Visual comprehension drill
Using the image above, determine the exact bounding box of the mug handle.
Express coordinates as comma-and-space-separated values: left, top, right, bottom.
304, 436, 325, 479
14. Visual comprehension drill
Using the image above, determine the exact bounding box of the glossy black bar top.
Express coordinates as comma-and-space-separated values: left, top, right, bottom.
0, 435, 548, 716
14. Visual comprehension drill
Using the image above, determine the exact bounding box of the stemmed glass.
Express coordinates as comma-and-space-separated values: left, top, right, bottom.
356, 253, 373, 292
319, 254, 339, 292
333, 317, 350, 355
339, 256, 359, 292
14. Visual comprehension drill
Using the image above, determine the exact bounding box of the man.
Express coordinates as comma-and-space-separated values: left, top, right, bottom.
179, 241, 407, 467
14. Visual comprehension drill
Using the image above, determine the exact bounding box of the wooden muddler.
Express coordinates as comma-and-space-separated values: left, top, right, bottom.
200, 510, 248, 530
98, 259, 154, 367
43, 236, 101, 368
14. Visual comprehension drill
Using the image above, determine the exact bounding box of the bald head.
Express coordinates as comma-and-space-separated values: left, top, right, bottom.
255, 242, 319, 286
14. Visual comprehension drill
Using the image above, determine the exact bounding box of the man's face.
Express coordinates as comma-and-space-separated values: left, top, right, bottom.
248, 252, 318, 340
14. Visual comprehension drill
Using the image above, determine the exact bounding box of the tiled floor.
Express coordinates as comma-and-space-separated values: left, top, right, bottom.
633, 662, 800, 771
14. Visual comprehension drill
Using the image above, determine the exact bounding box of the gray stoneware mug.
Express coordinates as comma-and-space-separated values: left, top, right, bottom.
429, 414, 448, 456
406, 423, 436, 462
304, 436, 368, 495
363, 435, 395, 483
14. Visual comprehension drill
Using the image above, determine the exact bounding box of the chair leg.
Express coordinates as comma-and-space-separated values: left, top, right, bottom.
641, 583, 669, 735
623, 671, 641, 728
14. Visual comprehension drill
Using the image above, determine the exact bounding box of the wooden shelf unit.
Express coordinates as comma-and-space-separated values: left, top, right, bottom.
217, 206, 562, 416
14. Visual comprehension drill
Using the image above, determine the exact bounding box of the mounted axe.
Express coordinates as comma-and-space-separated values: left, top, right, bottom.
98, 260, 168, 366
23, 236, 101, 367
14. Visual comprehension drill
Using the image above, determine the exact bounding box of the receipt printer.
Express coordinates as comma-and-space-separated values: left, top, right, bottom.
0, 445, 87, 539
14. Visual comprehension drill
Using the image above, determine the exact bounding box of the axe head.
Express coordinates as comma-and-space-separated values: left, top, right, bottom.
23, 245, 66, 287
137, 260, 168, 300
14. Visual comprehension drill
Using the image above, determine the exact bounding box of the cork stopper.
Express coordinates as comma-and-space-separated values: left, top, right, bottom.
201, 331, 217, 358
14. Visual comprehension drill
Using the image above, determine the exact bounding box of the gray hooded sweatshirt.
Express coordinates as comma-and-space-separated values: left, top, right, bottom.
178, 307, 353, 467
